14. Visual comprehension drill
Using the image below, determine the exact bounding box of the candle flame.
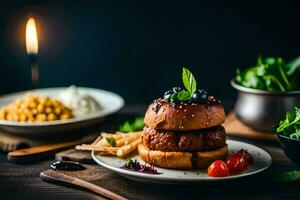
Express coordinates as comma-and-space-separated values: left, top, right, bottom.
26, 18, 38, 54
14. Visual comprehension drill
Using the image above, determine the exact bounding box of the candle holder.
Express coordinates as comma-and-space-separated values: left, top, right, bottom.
27, 53, 39, 89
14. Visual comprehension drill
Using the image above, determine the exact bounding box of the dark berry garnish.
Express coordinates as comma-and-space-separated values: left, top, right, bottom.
192, 90, 208, 103
200, 90, 208, 100
192, 90, 201, 101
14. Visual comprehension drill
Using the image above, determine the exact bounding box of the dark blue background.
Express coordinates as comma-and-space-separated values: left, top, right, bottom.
1, 0, 299, 103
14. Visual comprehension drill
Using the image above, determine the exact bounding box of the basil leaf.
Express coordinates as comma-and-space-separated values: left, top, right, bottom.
105, 136, 116, 147
177, 90, 191, 101
182, 67, 197, 95
273, 170, 300, 183
119, 117, 145, 133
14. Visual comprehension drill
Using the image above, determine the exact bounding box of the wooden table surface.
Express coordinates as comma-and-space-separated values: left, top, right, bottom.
0, 104, 299, 200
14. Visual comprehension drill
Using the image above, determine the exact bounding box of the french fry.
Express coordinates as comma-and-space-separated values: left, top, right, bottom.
99, 131, 142, 147
98, 132, 125, 147
75, 144, 118, 152
114, 131, 142, 147
116, 138, 141, 157
91, 136, 102, 146
75, 131, 143, 157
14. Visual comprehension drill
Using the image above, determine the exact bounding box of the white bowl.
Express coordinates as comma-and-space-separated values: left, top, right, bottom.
0, 87, 124, 136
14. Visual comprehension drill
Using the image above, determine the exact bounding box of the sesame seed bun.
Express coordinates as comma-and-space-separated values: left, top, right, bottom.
144, 99, 225, 131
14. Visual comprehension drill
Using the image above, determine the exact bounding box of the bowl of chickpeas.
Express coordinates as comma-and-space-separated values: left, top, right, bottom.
0, 94, 73, 122
0, 87, 124, 136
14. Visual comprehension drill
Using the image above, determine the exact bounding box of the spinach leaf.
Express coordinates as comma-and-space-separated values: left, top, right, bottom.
286, 56, 300, 76
276, 107, 300, 139
273, 170, 300, 183
235, 56, 300, 91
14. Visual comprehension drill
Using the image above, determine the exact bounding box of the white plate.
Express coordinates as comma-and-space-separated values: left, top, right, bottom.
92, 140, 272, 184
0, 87, 124, 135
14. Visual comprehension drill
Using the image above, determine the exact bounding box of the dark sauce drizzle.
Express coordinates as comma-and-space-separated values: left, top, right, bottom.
50, 161, 86, 171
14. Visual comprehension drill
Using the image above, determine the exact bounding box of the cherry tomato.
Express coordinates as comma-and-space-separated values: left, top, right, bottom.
226, 152, 248, 173
238, 149, 254, 165
207, 160, 230, 177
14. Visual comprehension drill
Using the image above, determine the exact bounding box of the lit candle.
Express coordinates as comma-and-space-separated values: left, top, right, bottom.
25, 18, 39, 88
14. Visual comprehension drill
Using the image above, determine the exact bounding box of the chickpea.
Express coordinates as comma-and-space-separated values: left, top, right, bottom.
47, 113, 57, 121
27, 118, 34, 122
29, 101, 37, 109
37, 104, 44, 113
0, 110, 5, 120
60, 113, 71, 120
24, 109, 30, 115
45, 107, 52, 114
32, 108, 38, 115
20, 114, 27, 122
36, 114, 47, 122
13, 114, 19, 122
39, 98, 47, 105
54, 107, 61, 115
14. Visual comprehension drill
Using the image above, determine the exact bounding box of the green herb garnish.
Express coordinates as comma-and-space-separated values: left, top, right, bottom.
182, 67, 197, 97
235, 56, 300, 92
273, 170, 300, 183
119, 117, 144, 133
125, 158, 134, 166
105, 136, 116, 147
176, 90, 191, 101
168, 67, 198, 102
276, 107, 300, 140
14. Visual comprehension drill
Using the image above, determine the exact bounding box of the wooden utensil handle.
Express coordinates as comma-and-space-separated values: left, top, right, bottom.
40, 170, 128, 200
7, 140, 80, 163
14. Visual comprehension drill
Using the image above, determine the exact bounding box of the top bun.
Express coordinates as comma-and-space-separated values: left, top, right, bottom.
144, 99, 225, 131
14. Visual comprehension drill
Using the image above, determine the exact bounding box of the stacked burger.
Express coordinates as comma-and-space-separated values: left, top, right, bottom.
138, 68, 228, 169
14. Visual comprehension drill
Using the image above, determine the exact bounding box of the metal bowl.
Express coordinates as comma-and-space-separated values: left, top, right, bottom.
231, 80, 300, 132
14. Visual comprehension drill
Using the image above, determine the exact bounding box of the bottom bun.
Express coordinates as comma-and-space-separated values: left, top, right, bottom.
138, 144, 228, 169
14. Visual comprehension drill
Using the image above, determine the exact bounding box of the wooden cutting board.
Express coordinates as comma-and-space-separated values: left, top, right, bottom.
40, 164, 192, 200
224, 113, 277, 142
55, 148, 94, 164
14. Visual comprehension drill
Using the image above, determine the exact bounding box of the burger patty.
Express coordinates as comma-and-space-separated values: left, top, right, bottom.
142, 125, 226, 152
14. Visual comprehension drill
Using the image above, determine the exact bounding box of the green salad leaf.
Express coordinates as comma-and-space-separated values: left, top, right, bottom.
119, 117, 144, 133
273, 170, 300, 183
105, 136, 116, 147
276, 107, 300, 140
235, 56, 300, 91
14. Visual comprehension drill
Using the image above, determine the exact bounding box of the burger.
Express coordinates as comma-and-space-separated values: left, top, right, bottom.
138, 68, 228, 169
